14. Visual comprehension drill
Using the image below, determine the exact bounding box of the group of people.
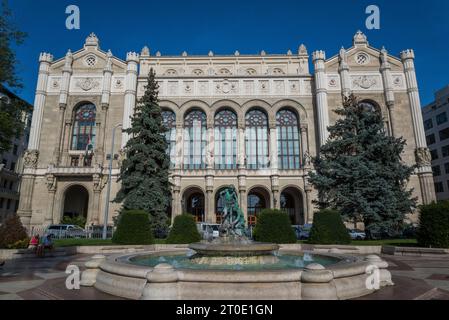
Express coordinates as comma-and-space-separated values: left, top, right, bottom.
28, 234, 54, 257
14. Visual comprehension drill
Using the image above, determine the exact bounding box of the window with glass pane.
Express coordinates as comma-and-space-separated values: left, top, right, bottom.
71, 104, 96, 150
436, 112, 448, 125
214, 110, 237, 169
245, 110, 269, 169
424, 119, 433, 130
184, 110, 207, 169
276, 109, 301, 169
162, 110, 176, 168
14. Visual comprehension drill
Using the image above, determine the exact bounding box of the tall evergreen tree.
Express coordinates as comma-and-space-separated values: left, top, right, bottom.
0, 0, 30, 155
308, 94, 417, 238
114, 68, 171, 237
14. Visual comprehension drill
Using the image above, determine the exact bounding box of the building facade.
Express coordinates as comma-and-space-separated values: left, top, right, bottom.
17, 31, 436, 228
423, 85, 449, 200
0, 85, 32, 223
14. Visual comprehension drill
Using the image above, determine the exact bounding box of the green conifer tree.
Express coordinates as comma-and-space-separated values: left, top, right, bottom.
114, 68, 171, 237
308, 94, 417, 238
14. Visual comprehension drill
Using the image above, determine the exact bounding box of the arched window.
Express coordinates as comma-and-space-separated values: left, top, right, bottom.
245, 109, 269, 169
186, 192, 205, 223
247, 189, 268, 226
359, 100, 379, 113
162, 110, 176, 168
214, 110, 237, 169
184, 110, 207, 169
276, 109, 301, 169
71, 103, 96, 151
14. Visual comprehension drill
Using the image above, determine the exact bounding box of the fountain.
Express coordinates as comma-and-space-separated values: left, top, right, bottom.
189, 186, 280, 265
82, 186, 394, 300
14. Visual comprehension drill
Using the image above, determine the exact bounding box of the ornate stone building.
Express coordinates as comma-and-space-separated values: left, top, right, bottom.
17, 31, 435, 228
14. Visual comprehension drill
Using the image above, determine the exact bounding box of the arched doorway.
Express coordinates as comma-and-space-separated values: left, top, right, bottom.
182, 187, 205, 223
62, 185, 89, 222
280, 187, 304, 225
247, 187, 270, 226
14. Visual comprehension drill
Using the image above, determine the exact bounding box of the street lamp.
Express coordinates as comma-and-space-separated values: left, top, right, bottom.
102, 123, 122, 240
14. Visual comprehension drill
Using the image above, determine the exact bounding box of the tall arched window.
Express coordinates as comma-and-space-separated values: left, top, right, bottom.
162, 110, 176, 168
276, 109, 301, 169
214, 110, 237, 169
245, 109, 269, 169
184, 110, 207, 169
71, 103, 96, 151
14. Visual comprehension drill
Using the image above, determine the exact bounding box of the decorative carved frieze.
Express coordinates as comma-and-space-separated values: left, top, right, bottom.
352, 75, 378, 90
75, 77, 101, 91
24, 150, 39, 169
415, 147, 432, 167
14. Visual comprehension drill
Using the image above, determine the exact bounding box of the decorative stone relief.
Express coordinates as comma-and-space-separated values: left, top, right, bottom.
289, 80, 300, 94
76, 78, 101, 91
415, 147, 432, 167
259, 80, 269, 94
114, 78, 124, 89
164, 69, 178, 76
327, 75, 340, 89
192, 69, 204, 76
392, 74, 405, 89
215, 80, 237, 94
45, 174, 57, 192
216, 68, 232, 76
352, 75, 377, 89
183, 81, 194, 94
24, 150, 39, 169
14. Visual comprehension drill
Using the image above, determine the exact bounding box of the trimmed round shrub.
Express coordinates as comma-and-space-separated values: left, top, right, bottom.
61, 215, 86, 228
253, 209, 297, 244
0, 214, 29, 249
112, 210, 154, 245
308, 209, 351, 245
166, 214, 201, 244
417, 202, 449, 248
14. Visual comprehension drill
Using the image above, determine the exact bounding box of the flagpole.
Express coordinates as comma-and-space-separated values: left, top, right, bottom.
103, 123, 122, 240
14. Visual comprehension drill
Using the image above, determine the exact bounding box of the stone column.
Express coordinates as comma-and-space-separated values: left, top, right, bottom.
206, 121, 215, 169
205, 174, 214, 223
17, 154, 39, 227
238, 174, 247, 224
401, 49, 436, 204
380, 47, 396, 137
45, 174, 57, 225
18, 52, 53, 227
53, 50, 73, 165
91, 174, 103, 225
98, 50, 113, 165
175, 122, 184, 169
28, 52, 53, 151
312, 51, 330, 147
271, 175, 280, 210
121, 52, 139, 149
304, 183, 313, 224
269, 120, 278, 171
62, 120, 72, 166
300, 122, 309, 167
338, 47, 351, 98
237, 122, 246, 169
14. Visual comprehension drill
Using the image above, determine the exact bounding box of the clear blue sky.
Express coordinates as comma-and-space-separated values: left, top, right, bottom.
7, 0, 449, 105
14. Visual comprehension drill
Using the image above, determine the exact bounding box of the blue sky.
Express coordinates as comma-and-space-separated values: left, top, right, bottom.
7, 0, 449, 105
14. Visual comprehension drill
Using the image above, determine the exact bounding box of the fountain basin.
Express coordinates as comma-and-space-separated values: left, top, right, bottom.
84, 249, 394, 300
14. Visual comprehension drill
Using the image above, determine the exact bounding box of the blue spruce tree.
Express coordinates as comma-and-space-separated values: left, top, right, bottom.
114, 68, 171, 237
309, 94, 417, 239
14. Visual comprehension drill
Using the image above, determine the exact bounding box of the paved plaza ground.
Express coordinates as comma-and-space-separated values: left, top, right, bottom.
1, 253, 449, 300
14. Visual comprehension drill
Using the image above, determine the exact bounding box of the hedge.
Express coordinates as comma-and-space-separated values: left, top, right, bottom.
112, 210, 154, 245
417, 201, 449, 248
308, 209, 351, 245
166, 214, 201, 244
253, 209, 297, 244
